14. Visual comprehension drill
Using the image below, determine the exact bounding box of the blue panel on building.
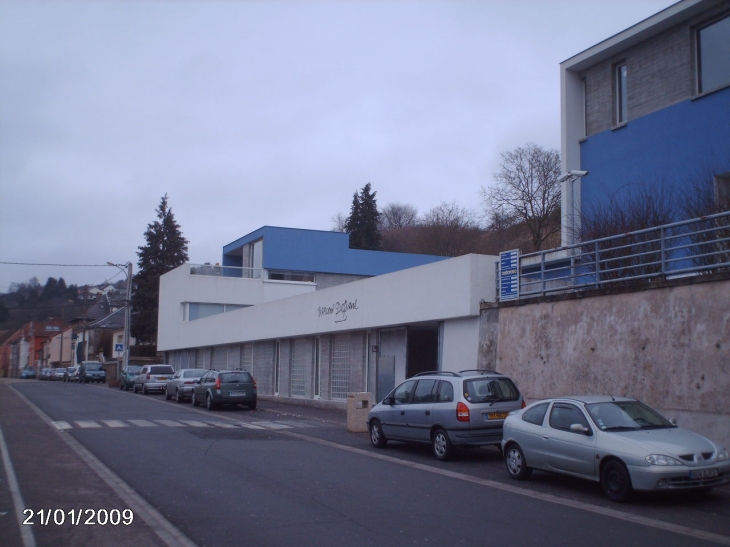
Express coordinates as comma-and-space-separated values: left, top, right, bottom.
222, 226, 447, 276
580, 86, 730, 210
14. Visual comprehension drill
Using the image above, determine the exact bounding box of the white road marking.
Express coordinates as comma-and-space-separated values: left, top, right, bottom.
179, 420, 210, 427
154, 420, 185, 427
238, 422, 266, 430
127, 420, 157, 427
0, 424, 37, 547
101, 420, 128, 428
255, 421, 293, 429
75, 421, 102, 428
206, 422, 237, 428
50, 421, 72, 430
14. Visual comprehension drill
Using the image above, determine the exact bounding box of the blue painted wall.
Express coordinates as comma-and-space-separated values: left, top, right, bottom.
580, 86, 730, 211
222, 226, 448, 276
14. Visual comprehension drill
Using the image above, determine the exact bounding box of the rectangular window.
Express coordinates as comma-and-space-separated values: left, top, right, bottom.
698, 15, 730, 93
615, 63, 628, 124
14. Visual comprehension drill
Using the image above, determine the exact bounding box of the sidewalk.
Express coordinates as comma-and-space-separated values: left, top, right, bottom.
0, 380, 168, 547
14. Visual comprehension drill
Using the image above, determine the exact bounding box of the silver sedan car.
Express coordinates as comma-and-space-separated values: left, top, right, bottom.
502, 396, 730, 502
164, 368, 205, 403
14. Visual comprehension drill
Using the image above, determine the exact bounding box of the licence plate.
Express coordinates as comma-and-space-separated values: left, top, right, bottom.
690, 468, 718, 479
487, 412, 509, 420
157, 377, 168, 381
229, 391, 246, 397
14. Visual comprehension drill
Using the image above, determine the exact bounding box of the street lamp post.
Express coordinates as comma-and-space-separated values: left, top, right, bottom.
107, 261, 132, 382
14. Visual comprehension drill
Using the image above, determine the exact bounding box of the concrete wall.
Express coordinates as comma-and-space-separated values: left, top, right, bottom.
481, 277, 730, 448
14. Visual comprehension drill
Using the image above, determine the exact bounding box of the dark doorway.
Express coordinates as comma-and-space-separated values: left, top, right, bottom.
406, 324, 439, 377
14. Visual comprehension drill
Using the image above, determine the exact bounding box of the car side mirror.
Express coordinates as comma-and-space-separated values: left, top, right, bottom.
384, 396, 394, 406
570, 424, 592, 435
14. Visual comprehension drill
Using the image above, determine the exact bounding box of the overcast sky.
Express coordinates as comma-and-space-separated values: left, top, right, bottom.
0, 0, 678, 292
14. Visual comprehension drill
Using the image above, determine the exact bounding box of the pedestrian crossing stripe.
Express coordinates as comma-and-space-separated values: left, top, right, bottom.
49, 419, 297, 431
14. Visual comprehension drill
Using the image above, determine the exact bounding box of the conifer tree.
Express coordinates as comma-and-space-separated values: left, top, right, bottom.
345, 183, 382, 250
131, 194, 189, 345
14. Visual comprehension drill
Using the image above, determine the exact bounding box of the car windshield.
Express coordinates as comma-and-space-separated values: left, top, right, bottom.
464, 377, 520, 403
150, 365, 174, 374
586, 401, 675, 431
85, 363, 103, 371
126, 366, 142, 373
183, 370, 205, 378
220, 372, 253, 384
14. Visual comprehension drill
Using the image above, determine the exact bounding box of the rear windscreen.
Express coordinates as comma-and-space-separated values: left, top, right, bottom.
85, 363, 103, 371
220, 372, 253, 384
183, 370, 205, 378
150, 366, 174, 374
464, 378, 520, 403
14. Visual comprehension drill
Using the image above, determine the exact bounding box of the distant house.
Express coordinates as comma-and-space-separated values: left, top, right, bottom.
560, 0, 730, 246
1, 320, 66, 377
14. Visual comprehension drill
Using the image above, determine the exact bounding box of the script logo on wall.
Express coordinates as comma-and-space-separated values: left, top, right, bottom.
318, 299, 359, 323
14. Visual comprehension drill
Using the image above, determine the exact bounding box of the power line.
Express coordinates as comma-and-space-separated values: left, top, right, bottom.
0, 262, 113, 267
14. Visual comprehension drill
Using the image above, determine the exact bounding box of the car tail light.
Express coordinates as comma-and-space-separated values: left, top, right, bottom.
456, 402, 470, 422
522, 399, 527, 409
214, 376, 221, 390
146, 373, 151, 379
252, 378, 257, 389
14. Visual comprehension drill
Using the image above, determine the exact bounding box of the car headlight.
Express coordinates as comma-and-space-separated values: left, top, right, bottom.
646, 454, 683, 466
718, 448, 729, 462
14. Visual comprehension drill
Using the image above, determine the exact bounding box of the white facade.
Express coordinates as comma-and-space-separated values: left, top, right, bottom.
158, 254, 498, 403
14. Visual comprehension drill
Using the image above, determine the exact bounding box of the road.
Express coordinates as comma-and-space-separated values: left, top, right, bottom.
1, 379, 729, 547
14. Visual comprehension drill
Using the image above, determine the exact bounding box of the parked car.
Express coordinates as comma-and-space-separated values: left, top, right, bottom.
164, 368, 205, 403
502, 396, 730, 502
65, 366, 80, 382
191, 369, 257, 410
133, 364, 175, 394
79, 361, 106, 383
52, 367, 67, 381
368, 370, 525, 461
119, 365, 143, 391
40, 368, 53, 380
20, 368, 36, 379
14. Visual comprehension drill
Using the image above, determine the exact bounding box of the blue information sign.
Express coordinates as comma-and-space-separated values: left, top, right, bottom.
499, 249, 520, 301
115, 343, 124, 352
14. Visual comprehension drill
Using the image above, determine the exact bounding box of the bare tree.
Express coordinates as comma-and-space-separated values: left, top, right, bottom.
480, 143, 561, 251
380, 203, 418, 231
417, 202, 483, 256
330, 212, 347, 232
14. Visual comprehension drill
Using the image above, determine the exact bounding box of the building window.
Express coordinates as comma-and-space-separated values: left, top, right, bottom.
615, 63, 628, 125
185, 303, 247, 321
698, 15, 730, 93
268, 271, 315, 282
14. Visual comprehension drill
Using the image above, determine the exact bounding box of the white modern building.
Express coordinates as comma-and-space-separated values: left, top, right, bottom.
158, 227, 498, 404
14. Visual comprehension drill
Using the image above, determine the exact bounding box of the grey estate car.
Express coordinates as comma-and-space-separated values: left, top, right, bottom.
191, 369, 257, 410
368, 370, 525, 461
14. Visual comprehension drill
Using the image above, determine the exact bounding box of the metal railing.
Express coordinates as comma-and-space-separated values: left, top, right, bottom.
189, 264, 263, 279
501, 210, 730, 300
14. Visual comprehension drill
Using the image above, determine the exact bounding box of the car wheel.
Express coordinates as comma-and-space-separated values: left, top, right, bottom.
164, 386, 171, 400
505, 444, 532, 480
601, 460, 633, 502
142, 384, 148, 395
369, 420, 387, 448
175, 389, 183, 403
206, 393, 216, 411
432, 428, 455, 461
192, 392, 200, 407
133, 383, 138, 393
248, 401, 257, 411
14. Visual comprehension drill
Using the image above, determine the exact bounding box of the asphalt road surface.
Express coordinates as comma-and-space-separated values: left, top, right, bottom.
1, 379, 729, 547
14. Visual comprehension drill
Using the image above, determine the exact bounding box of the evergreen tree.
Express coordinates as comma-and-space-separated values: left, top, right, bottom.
131, 194, 189, 345
344, 183, 382, 250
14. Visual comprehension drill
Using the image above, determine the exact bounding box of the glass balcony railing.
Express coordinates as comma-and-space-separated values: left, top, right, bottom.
189, 264, 263, 279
